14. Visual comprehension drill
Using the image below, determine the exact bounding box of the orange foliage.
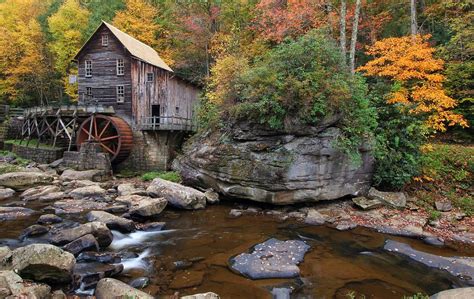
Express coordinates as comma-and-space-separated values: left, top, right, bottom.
254, 0, 327, 43
358, 34, 468, 131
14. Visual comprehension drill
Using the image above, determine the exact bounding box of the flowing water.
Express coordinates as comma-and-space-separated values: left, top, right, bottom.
0, 198, 470, 298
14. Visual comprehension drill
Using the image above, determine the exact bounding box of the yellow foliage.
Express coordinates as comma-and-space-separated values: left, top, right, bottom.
358, 34, 468, 131
113, 0, 174, 66
48, 0, 89, 100
0, 0, 50, 102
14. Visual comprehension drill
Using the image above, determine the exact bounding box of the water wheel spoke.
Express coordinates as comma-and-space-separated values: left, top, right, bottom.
93, 117, 98, 137
100, 135, 120, 142
81, 126, 93, 140
98, 120, 111, 138
99, 142, 116, 155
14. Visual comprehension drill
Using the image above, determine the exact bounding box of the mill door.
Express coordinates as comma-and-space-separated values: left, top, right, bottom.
151, 104, 160, 128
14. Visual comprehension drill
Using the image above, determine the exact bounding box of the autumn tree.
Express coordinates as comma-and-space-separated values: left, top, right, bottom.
113, 0, 173, 65
48, 0, 89, 100
358, 34, 468, 131
0, 0, 51, 105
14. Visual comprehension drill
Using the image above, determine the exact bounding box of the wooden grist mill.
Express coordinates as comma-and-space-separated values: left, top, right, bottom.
18, 21, 200, 170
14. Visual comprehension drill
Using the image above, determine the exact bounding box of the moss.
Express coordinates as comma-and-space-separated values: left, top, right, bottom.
141, 171, 181, 183
5, 139, 62, 150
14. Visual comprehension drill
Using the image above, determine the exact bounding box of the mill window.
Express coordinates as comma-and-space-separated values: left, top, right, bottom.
116, 85, 124, 103
175, 107, 180, 115
86, 87, 92, 97
116, 59, 124, 76
102, 34, 108, 46
85, 60, 92, 77
147, 72, 154, 82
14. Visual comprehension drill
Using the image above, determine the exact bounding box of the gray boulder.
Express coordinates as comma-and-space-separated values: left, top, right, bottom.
86, 210, 135, 232
63, 234, 99, 256
0, 171, 54, 191
74, 262, 123, 291
95, 278, 154, 299
60, 169, 106, 182
147, 178, 206, 210
430, 287, 474, 299
20, 185, 60, 201
116, 195, 167, 218
0, 188, 15, 200
51, 198, 110, 214
0, 247, 11, 268
69, 185, 106, 199
49, 221, 113, 248
37, 214, 63, 224
0, 270, 51, 298
117, 183, 147, 196
9, 244, 75, 283
352, 196, 383, 210
20, 224, 49, 239
204, 190, 220, 204
435, 200, 453, 212
230, 238, 310, 279
367, 188, 406, 208
174, 124, 373, 205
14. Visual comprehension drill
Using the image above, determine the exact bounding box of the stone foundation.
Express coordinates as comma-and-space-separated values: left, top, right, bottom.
116, 130, 188, 172
10, 143, 64, 164
63, 142, 111, 172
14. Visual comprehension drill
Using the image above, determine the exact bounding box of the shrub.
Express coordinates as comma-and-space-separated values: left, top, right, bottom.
141, 171, 181, 183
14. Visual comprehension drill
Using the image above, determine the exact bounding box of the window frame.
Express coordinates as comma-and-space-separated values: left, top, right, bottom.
116, 58, 124, 76
86, 87, 92, 96
102, 34, 108, 46
85, 60, 92, 77
146, 72, 154, 82
175, 106, 180, 115
116, 85, 125, 103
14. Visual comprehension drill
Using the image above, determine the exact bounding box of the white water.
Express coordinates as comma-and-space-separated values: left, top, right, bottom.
109, 229, 177, 250
120, 248, 152, 272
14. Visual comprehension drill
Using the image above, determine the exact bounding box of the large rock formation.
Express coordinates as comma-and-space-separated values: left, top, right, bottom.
174, 122, 374, 204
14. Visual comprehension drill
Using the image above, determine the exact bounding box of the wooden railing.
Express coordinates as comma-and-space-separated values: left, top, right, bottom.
140, 116, 196, 132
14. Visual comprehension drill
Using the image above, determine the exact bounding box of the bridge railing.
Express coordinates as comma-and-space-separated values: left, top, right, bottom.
139, 116, 197, 132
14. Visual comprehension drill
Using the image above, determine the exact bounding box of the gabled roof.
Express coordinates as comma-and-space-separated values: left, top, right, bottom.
74, 21, 173, 73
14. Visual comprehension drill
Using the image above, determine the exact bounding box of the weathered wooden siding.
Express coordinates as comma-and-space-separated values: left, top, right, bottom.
131, 60, 200, 128
77, 25, 132, 120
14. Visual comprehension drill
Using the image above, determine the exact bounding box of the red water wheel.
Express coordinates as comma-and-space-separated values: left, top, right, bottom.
76, 114, 133, 164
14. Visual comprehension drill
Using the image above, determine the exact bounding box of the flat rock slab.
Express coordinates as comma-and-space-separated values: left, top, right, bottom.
352, 196, 383, 210
384, 240, 474, 285
229, 238, 310, 279
51, 199, 111, 214
0, 172, 53, 191
368, 188, 406, 208
0, 207, 35, 221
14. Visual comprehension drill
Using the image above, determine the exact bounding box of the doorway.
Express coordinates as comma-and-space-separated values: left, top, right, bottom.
152, 104, 160, 127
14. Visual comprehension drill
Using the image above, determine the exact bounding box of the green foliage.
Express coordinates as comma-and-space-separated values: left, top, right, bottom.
141, 171, 181, 183
370, 81, 428, 190
403, 293, 429, 299
429, 210, 442, 221
5, 139, 62, 150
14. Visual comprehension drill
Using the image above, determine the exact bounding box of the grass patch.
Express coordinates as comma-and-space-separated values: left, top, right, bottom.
5, 139, 62, 150
115, 169, 141, 178
0, 150, 31, 168
141, 171, 181, 183
411, 143, 473, 216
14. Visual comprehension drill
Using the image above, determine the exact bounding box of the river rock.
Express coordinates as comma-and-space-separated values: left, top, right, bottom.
229, 238, 310, 279
304, 209, 326, 225
352, 196, 383, 210
63, 179, 99, 189
384, 240, 474, 285
37, 214, 63, 224
77, 251, 121, 264
147, 178, 206, 210
95, 278, 154, 299
0, 188, 15, 200
367, 188, 406, 208
20, 224, 49, 239
137, 221, 166, 231
60, 169, 106, 182
9, 244, 75, 283
116, 195, 167, 218
117, 183, 147, 196
435, 200, 453, 212
20, 185, 61, 201
0, 206, 35, 221
130, 277, 150, 289
181, 292, 220, 299
174, 124, 373, 205
51, 198, 110, 214
69, 185, 106, 199
49, 221, 113, 248
73, 262, 123, 291
0, 270, 51, 298
63, 234, 99, 256
430, 287, 474, 299
0, 171, 54, 191
204, 190, 220, 204
86, 210, 135, 232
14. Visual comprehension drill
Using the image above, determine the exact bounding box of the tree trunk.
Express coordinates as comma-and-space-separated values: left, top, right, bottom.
410, 0, 417, 35
340, 0, 347, 59
349, 0, 361, 74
